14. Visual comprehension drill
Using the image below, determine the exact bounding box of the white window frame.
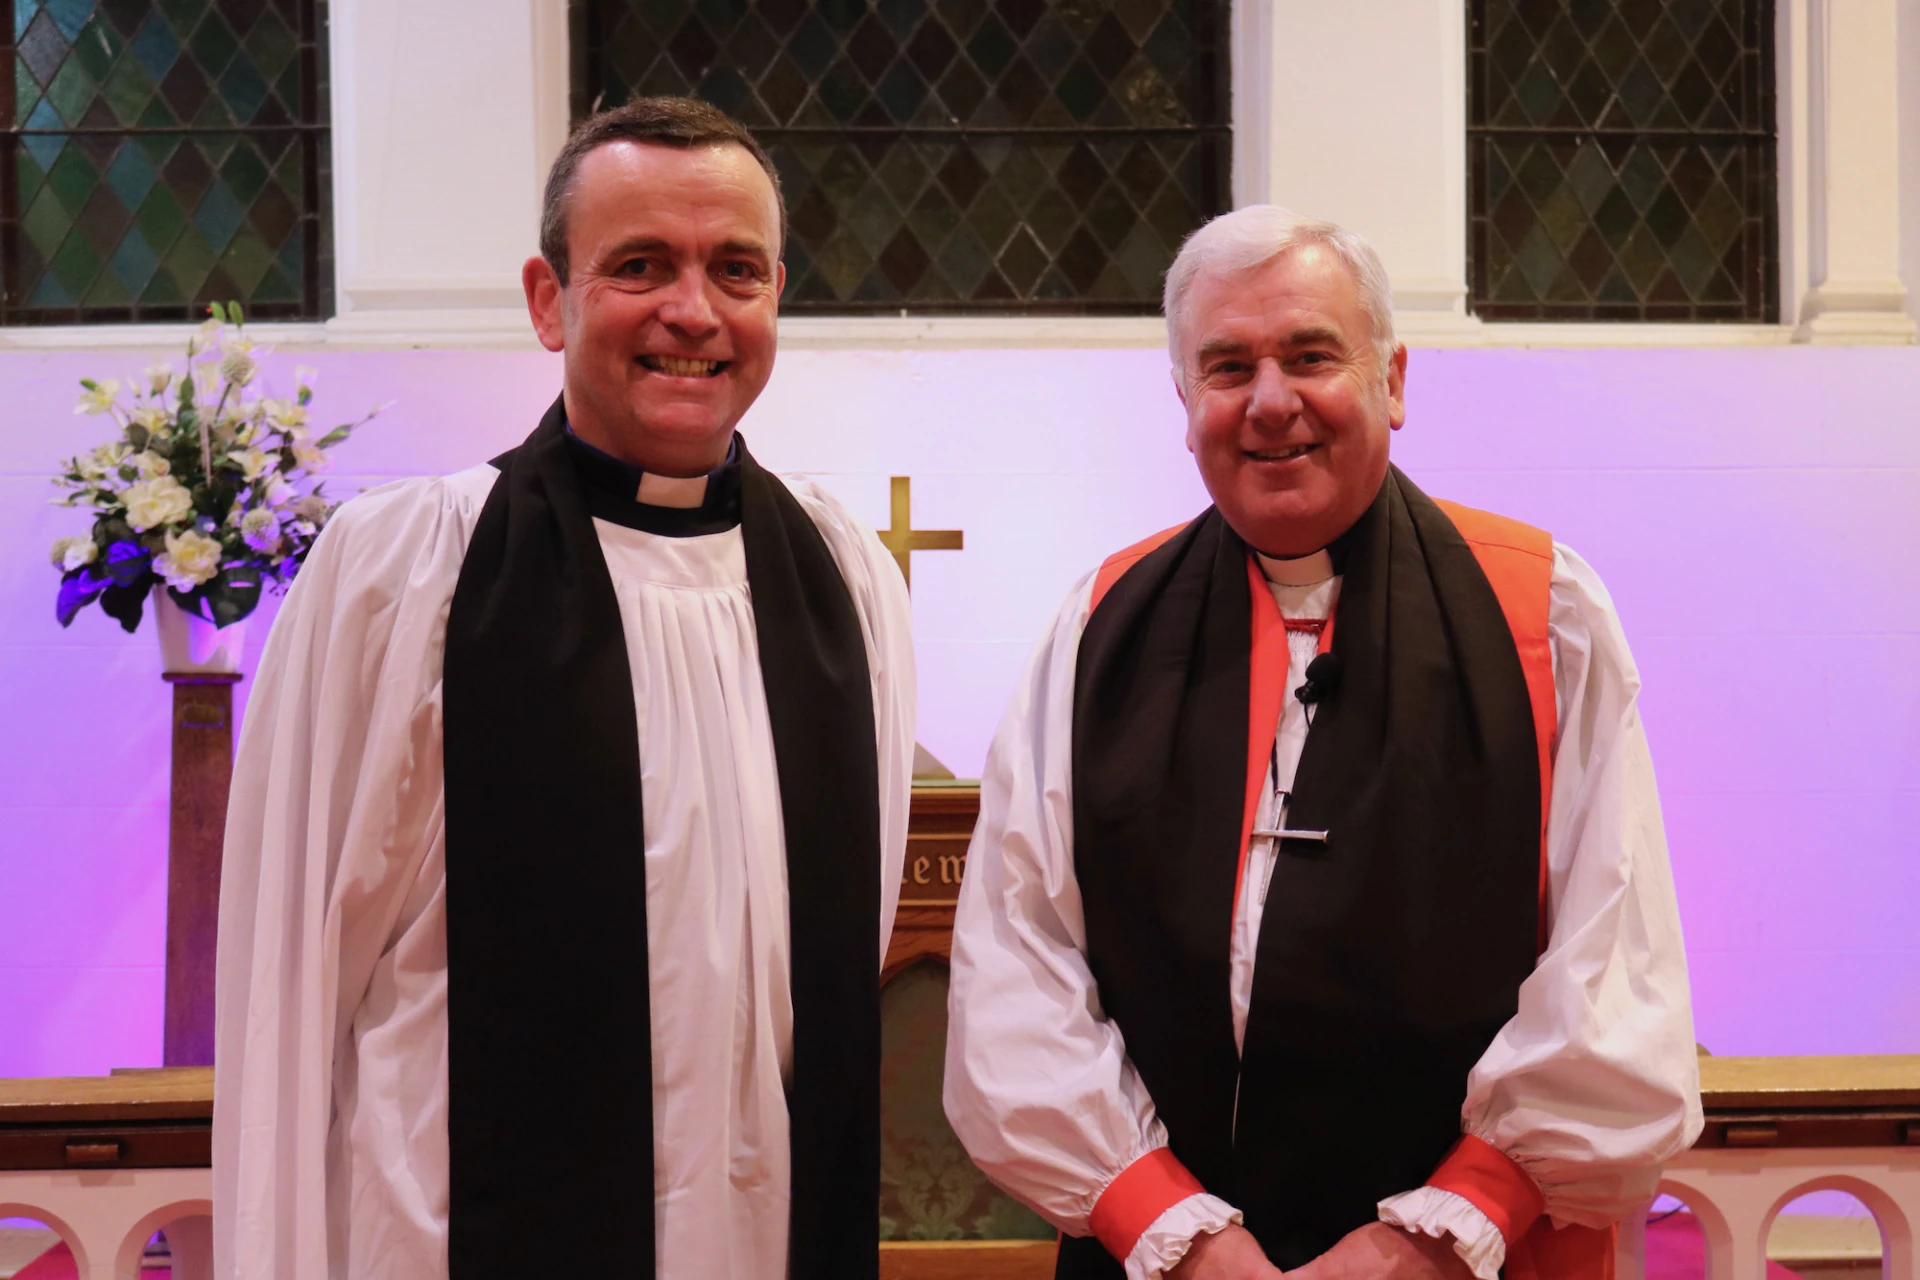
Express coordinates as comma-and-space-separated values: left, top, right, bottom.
0, 0, 1909, 351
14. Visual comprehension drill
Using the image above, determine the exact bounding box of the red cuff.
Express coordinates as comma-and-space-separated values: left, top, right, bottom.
1089, 1147, 1208, 1262
1426, 1135, 1547, 1245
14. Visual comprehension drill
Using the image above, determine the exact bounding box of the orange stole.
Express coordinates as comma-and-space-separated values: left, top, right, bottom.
1087, 506, 1614, 1280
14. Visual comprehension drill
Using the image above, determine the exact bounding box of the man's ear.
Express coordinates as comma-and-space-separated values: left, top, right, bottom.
1385, 344, 1409, 430
523, 256, 567, 353
1174, 367, 1200, 456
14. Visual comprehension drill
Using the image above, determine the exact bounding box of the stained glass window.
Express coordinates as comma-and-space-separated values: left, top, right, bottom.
2, 0, 332, 325
1468, 0, 1777, 322
573, 0, 1231, 314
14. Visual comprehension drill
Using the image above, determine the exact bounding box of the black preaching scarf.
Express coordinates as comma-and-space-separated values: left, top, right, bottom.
1061, 466, 1539, 1278
441, 396, 881, 1279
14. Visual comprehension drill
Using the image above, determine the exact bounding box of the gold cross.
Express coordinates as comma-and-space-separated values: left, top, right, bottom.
877, 476, 963, 589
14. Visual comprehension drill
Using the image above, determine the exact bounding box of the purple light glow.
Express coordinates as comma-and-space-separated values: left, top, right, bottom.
1, 343, 1914, 1075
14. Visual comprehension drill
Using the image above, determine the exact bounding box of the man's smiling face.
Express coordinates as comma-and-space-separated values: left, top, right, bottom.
1176, 243, 1407, 557
525, 139, 784, 476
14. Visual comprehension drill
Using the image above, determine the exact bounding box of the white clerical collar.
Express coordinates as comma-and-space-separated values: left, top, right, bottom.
635, 470, 708, 508
1256, 548, 1335, 586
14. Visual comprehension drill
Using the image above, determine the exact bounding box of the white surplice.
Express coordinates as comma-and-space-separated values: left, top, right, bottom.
213, 461, 916, 1280
943, 542, 1703, 1280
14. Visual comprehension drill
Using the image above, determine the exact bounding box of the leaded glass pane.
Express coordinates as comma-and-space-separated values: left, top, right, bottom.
575, 0, 1230, 313
1467, 0, 1777, 321
2, 0, 332, 324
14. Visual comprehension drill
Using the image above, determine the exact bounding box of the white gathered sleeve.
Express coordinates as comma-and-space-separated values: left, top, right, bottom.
781, 476, 917, 963
1380, 543, 1703, 1277
214, 471, 490, 1280
943, 574, 1240, 1280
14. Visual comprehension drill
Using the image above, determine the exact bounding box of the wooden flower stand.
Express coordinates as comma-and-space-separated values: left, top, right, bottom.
160, 672, 239, 1069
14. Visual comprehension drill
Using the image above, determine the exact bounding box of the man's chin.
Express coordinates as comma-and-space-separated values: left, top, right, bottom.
623, 401, 736, 445
1221, 491, 1347, 557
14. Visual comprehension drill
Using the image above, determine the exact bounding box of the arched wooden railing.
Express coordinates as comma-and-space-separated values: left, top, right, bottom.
1633, 1055, 1920, 1280
0, 1067, 212, 1280
4, 790, 1914, 1280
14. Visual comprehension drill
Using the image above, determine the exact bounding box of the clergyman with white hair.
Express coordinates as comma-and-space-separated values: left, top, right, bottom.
943, 206, 1702, 1280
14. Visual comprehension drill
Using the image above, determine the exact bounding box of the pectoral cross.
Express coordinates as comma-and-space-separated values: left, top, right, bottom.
1252, 790, 1331, 904
877, 476, 963, 590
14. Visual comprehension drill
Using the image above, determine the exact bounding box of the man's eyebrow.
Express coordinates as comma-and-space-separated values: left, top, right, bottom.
1286, 325, 1347, 348
715, 237, 773, 262
1193, 337, 1250, 362
598, 236, 670, 263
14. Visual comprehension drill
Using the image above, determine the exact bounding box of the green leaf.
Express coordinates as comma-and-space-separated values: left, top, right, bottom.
209, 300, 228, 324
80, 378, 99, 391
100, 580, 149, 633
126, 423, 150, 451
179, 375, 196, 407
317, 426, 352, 448
230, 301, 245, 326
183, 567, 263, 628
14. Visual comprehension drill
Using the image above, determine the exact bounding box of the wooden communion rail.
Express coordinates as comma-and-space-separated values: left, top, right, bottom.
3, 1057, 1914, 1279
3, 787, 1912, 1279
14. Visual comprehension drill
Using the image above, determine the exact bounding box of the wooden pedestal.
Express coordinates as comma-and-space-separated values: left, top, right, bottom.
161, 674, 239, 1068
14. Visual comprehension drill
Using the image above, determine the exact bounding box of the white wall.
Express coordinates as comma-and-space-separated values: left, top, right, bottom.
4, 341, 1920, 1074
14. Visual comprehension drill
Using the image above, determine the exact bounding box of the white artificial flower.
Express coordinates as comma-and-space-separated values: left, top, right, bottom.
240, 507, 283, 554
131, 404, 170, 433
262, 398, 309, 431
76, 442, 130, 481
291, 442, 331, 474
123, 475, 194, 532
292, 494, 330, 524
50, 536, 97, 571
229, 447, 275, 482
75, 380, 121, 415
221, 350, 257, 388
134, 450, 171, 479
291, 519, 317, 537
264, 477, 298, 508
219, 333, 262, 388
188, 317, 222, 356
155, 528, 222, 590
144, 361, 174, 396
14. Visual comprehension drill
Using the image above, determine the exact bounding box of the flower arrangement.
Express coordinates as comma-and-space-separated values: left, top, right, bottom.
49, 303, 383, 633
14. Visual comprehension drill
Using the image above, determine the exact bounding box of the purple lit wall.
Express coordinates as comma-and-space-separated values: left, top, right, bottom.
1, 343, 1915, 1077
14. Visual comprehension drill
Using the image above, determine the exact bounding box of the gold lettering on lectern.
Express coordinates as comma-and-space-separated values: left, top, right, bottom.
912, 856, 931, 885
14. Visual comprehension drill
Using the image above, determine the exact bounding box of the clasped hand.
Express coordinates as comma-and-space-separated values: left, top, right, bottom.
1167, 1222, 1477, 1280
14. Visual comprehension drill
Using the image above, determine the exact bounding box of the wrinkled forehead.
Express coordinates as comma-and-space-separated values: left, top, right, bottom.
1177, 245, 1370, 361
572, 139, 782, 247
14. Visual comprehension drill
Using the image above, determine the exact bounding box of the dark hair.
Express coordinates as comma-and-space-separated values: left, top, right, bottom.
539, 96, 787, 285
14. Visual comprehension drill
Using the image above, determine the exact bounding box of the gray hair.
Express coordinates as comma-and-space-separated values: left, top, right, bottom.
1163, 205, 1399, 375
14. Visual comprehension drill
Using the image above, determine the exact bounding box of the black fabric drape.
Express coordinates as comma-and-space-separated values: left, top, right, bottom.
1062, 466, 1539, 1278
442, 397, 881, 1279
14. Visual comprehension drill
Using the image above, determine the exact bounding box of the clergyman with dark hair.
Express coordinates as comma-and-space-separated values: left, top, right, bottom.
212, 96, 915, 1280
